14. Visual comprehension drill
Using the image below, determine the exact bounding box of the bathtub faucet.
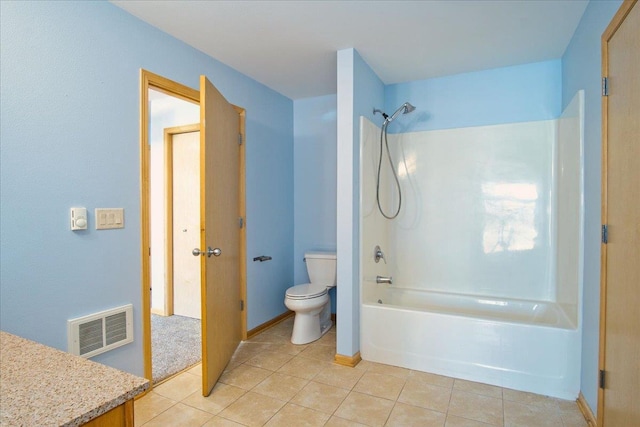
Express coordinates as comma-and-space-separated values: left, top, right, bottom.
376, 275, 393, 285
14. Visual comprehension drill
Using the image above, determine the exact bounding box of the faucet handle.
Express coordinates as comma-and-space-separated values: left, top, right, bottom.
374, 245, 386, 264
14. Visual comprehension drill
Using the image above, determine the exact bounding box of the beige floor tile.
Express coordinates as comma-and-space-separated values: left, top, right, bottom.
453, 379, 503, 399
299, 343, 337, 362
366, 362, 410, 380
445, 414, 497, 427
230, 342, 272, 363
222, 359, 243, 374
277, 355, 331, 380
245, 350, 294, 371
503, 400, 564, 427
397, 379, 452, 413
253, 372, 309, 401
181, 382, 246, 415
248, 330, 292, 344
313, 363, 366, 390
560, 409, 588, 427
264, 403, 330, 426
315, 330, 336, 346
134, 391, 176, 426
187, 363, 202, 377
352, 359, 375, 371
353, 372, 406, 400
408, 370, 455, 388
324, 415, 369, 426
218, 391, 286, 426
386, 402, 446, 427
448, 390, 503, 426
153, 372, 202, 402
263, 341, 308, 355
218, 364, 272, 390
141, 402, 214, 427
502, 388, 560, 410
334, 391, 395, 427
201, 416, 246, 426
290, 380, 350, 414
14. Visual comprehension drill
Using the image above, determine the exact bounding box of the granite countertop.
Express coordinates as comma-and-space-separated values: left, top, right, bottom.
0, 331, 149, 426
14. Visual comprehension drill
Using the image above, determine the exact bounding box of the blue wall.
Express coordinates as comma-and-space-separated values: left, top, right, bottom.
336, 49, 384, 356
293, 95, 337, 310
0, 1, 293, 375
385, 60, 562, 133
562, 0, 623, 414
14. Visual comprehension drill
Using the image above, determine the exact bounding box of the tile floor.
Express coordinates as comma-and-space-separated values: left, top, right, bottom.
135, 318, 588, 427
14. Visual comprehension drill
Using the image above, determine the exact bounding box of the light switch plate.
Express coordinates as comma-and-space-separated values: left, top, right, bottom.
70, 207, 88, 231
95, 208, 124, 230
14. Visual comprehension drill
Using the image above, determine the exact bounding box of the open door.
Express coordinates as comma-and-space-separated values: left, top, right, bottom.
198, 76, 241, 396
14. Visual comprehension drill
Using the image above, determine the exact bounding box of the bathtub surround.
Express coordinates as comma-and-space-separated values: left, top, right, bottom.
360, 91, 585, 399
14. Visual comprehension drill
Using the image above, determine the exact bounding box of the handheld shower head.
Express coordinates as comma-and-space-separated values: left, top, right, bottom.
403, 102, 416, 114
387, 102, 416, 123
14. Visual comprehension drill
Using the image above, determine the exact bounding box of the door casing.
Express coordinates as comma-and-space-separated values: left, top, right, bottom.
139, 69, 247, 385
598, 1, 639, 425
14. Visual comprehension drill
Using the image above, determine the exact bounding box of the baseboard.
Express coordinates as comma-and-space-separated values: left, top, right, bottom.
150, 308, 166, 316
247, 310, 294, 339
577, 392, 597, 427
334, 351, 362, 367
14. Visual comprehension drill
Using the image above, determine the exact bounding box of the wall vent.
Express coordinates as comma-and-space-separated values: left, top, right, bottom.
67, 304, 133, 358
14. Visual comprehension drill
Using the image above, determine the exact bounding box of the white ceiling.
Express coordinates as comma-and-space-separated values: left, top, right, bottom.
112, 0, 588, 100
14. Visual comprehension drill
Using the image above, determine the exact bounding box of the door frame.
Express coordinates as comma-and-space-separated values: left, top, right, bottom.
164, 124, 201, 317
139, 69, 247, 383
598, 0, 637, 424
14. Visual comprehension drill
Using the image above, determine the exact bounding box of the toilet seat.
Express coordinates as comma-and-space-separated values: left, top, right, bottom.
285, 283, 327, 300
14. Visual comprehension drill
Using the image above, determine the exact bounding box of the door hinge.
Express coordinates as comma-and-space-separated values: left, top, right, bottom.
602, 224, 608, 244
238, 134, 243, 145
599, 369, 606, 389
239, 217, 244, 229
602, 77, 609, 96
240, 300, 244, 311
149, 247, 151, 256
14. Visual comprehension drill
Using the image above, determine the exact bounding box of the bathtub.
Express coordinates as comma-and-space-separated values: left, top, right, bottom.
360, 284, 580, 399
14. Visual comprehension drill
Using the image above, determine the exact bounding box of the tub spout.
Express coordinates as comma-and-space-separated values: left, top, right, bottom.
376, 275, 393, 285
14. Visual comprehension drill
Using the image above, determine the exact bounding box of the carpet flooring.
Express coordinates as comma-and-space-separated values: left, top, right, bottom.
151, 314, 201, 384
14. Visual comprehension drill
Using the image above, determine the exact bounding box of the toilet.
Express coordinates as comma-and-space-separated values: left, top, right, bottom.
284, 251, 336, 345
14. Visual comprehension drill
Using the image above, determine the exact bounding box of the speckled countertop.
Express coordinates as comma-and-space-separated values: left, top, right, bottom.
0, 331, 149, 426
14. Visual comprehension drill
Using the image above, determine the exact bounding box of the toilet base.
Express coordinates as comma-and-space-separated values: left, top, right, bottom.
290, 299, 332, 345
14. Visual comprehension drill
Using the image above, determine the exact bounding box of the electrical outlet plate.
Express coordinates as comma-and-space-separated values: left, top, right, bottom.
95, 208, 124, 230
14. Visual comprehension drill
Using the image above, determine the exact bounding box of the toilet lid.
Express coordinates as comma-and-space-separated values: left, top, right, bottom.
286, 283, 328, 300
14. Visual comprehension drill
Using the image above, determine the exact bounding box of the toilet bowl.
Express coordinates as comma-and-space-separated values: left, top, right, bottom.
284, 252, 336, 344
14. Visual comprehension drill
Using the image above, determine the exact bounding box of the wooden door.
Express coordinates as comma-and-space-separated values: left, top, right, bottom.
172, 129, 201, 319
199, 76, 241, 396
599, 1, 639, 425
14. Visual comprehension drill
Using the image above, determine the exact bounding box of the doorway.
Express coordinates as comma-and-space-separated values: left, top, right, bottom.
140, 70, 248, 392
598, 1, 639, 425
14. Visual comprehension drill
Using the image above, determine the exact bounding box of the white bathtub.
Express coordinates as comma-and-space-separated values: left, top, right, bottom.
360, 284, 580, 399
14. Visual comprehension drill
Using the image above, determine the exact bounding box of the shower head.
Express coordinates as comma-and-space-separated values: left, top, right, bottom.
403, 103, 416, 114
387, 102, 416, 123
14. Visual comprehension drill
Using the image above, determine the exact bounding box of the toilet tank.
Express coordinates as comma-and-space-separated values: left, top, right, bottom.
305, 252, 337, 286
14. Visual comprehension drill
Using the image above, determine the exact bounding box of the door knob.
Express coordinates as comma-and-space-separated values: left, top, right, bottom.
192, 247, 222, 257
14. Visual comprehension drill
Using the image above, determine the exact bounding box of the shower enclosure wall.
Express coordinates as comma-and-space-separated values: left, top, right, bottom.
360, 91, 584, 399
